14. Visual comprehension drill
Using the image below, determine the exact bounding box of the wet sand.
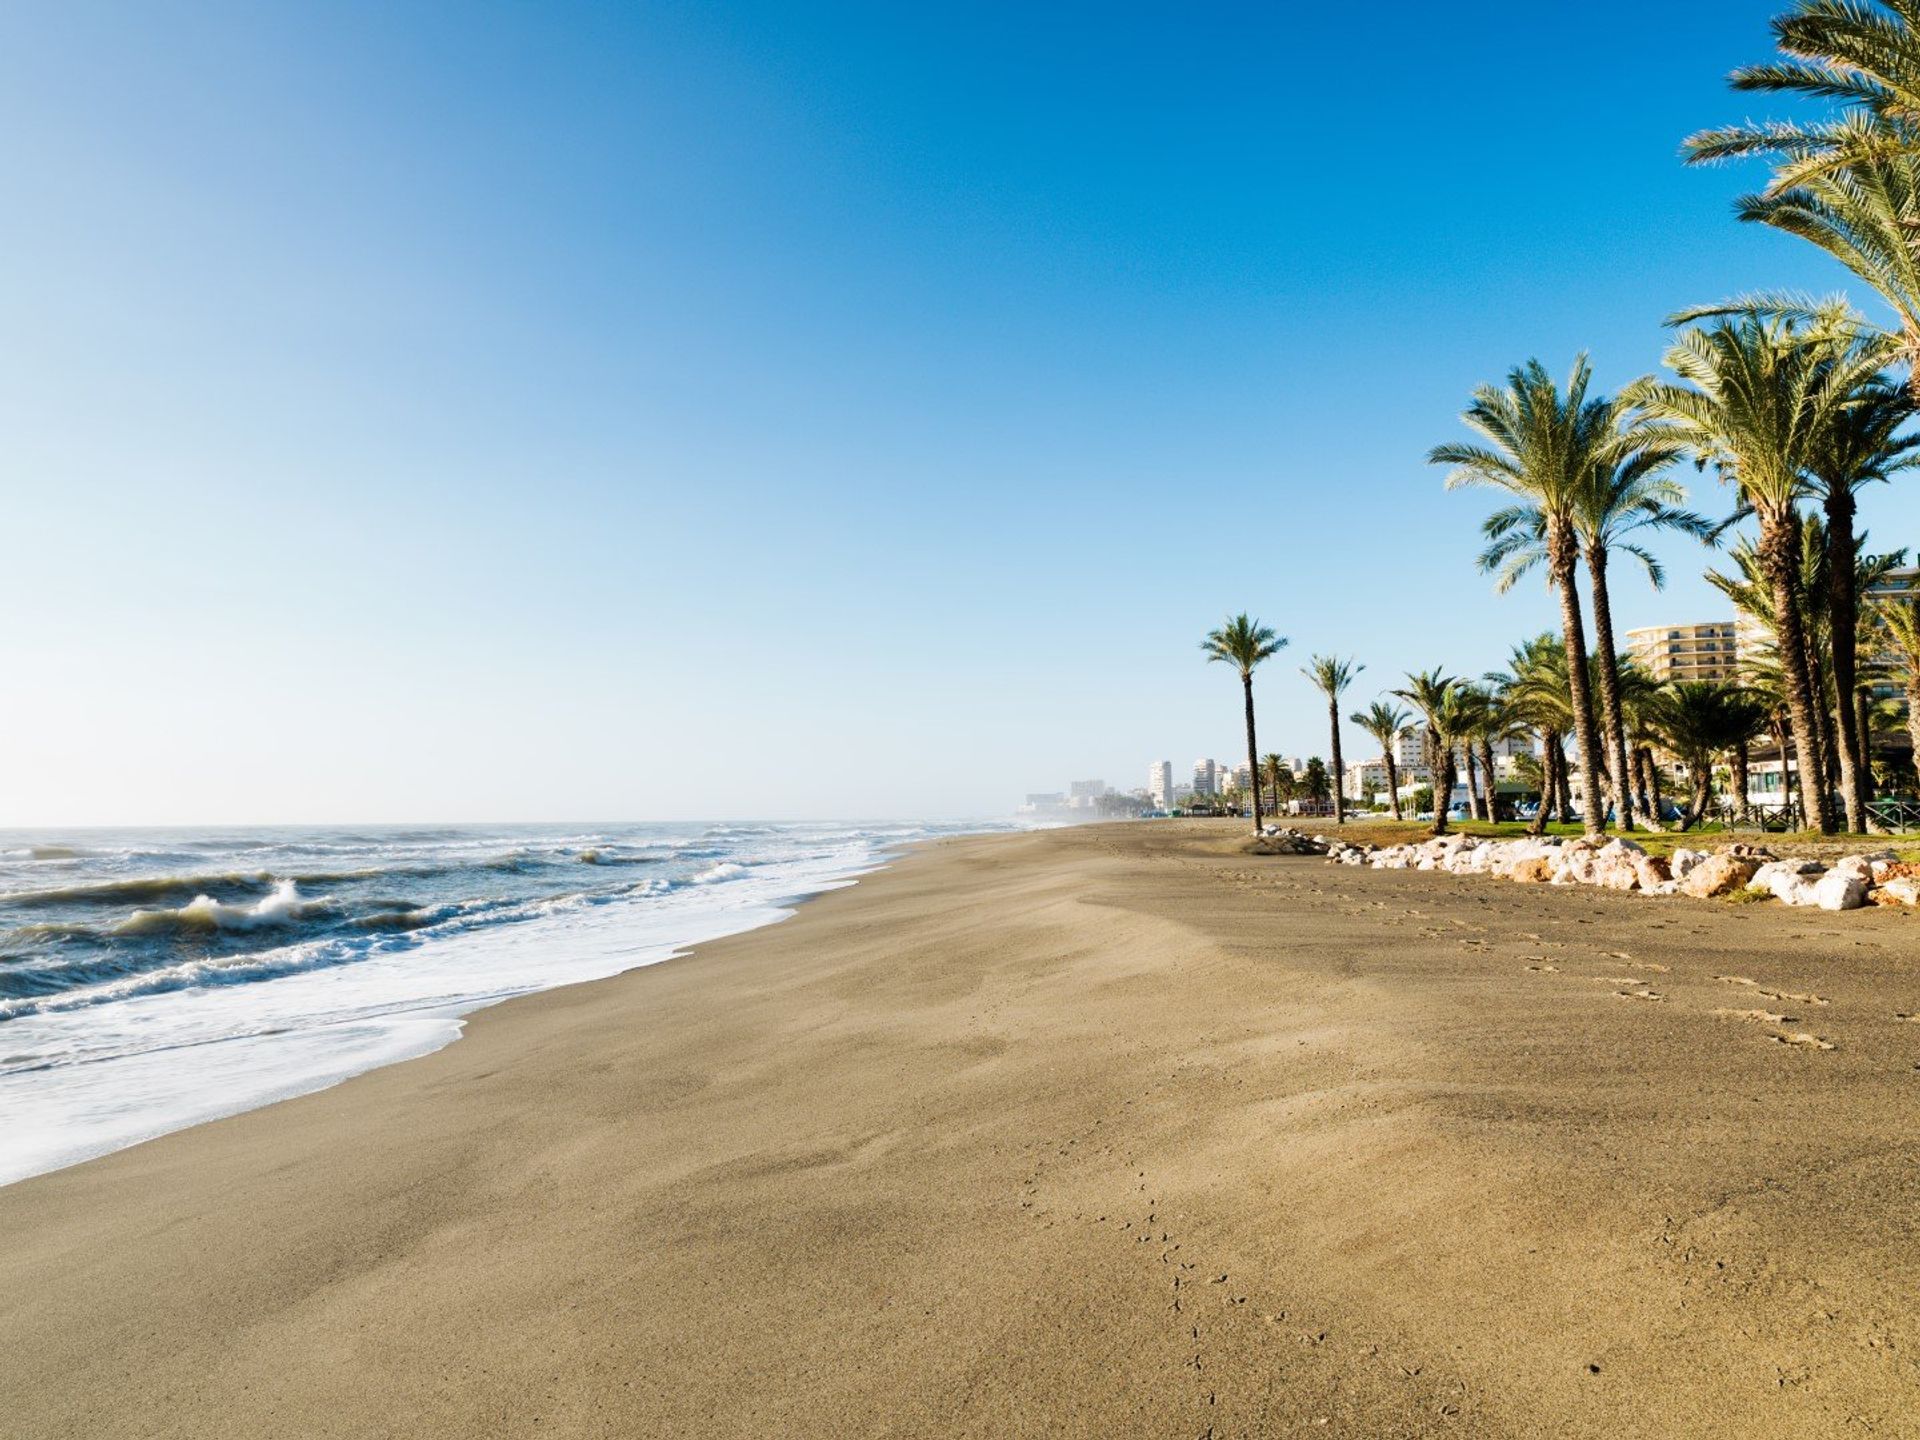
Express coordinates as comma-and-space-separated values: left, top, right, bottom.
4, 819, 1919, 1437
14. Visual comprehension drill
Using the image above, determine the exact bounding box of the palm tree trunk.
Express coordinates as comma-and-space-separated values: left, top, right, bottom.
1462, 745, 1481, 822
1857, 688, 1876, 805
1637, 747, 1665, 830
1479, 738, 1498, 821
1731, 741, 1752, 825
1762, 512, 1835, 834
1241, 674, 1263, 834
1550, 530, 1607, 838
1585, 545, 1636, 831
1807, 638, 1837, 827
1432, 746, 1456, 837
1327, 699, 1345, 826
1529, 730, 1552, 835
1825, 490, 1867, 831
1385, 754, 1402, 822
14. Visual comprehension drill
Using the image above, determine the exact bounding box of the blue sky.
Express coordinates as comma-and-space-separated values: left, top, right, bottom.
1, 1, 1912, 823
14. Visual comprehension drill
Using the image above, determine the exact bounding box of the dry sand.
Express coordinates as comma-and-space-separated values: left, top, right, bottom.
4, 819, 1920, 1437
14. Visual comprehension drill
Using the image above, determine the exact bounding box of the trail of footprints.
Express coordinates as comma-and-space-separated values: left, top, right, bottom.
1509, 933, 1893, 1053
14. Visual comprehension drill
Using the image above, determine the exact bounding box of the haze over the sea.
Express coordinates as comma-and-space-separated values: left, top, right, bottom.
4, 0, 1914, 823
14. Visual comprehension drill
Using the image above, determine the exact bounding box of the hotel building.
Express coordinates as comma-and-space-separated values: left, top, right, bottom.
1624, 621, 1739, 684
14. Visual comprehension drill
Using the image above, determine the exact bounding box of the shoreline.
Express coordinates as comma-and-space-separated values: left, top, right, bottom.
4, 820, 1918, 1436
0, 823, 970, 1189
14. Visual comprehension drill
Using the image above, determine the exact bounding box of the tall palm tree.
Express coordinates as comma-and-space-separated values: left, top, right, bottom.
1685, 0, 1920, 183
1302, 655, 1362, 825
1392, 669, 1466, 836
1201, 615, 1288, 834
1351, 700, 1412, 821
1433, 356, 1617, 837
1804, 373, 1919, 826
1630, 316, 1882, 832
1478, 449, 1711, 829
1685, 2, 1920, 397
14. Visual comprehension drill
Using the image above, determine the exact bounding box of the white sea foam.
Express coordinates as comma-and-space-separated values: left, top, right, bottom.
0, 819, 1019, 1186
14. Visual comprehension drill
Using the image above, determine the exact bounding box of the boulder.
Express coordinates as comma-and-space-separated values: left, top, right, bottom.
1871, 876, 1920, 906
1510, 856, 1556, 884
1557, 840, 1603, 886
1668, 848, 1708, 881
1813, 871, 1868, 911
1772, 875, 1826, 907
1591, 839, 1646, 892
1678, 853, 1760, 899
1831, 855, 1876, 884
1748, 859, 1823, 897
1632, 854, 1672, 892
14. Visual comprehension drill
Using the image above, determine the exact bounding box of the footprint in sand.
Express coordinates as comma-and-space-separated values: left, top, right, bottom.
1614, 989, 1663, 1002
1712, 1008, 1799, 1026
1716, 976, 1830, 1007
1896, 1013, 1920, 1024
1595, 975, 1644, 986
1771, 1031, 1837, 1051
1626, 961, 1670, 973
1525, 962, 1560, 973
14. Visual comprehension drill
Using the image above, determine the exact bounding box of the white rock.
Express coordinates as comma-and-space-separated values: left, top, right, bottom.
1813, 871, 1868, 910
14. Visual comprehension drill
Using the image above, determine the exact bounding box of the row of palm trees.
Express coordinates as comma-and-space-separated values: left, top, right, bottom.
1205, 2, 1920, 839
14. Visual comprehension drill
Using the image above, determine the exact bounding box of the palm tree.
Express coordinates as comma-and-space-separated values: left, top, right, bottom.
1685, 3, 1920, 397
1433, 357, 1617, 837
1631, 316, 1881, 832
1302, 655, 1362, 825
1804, 372, 1918, 827
1489, 634, 1577, 832
1450, 683, 1496, 821
1392, 669, 1467, 836
1874, 590, 1920, 774
1645, 682, 1777, 830
1351, 700, 1412, 821
1478, 456, 1711, 829
1202, 615, 1288, 834
1685, 0, 1920, 182
1259, 753, 1288, 817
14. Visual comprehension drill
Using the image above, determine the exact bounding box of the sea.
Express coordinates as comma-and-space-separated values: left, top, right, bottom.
0, 819, 1018, 1187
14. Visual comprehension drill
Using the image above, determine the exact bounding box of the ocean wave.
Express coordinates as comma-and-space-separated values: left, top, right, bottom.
692, 861, 748, 884
5, 871, 275, 909
0, 932, 406, 1022
114, 880, 329, 937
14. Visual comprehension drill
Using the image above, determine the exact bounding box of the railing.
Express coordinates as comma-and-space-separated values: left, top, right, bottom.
1718, 796, 1920, 833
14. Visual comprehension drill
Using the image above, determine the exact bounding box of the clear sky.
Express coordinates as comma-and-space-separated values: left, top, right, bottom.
2, 1, 1914, 824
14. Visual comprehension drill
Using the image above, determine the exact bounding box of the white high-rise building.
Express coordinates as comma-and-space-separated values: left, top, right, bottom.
1393, 728, 1426, 768
1147, 761, 1174, 809
1192, 758, 1217, 796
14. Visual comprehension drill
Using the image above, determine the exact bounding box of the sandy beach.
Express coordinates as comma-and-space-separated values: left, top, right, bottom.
4, 820, 1919, 1437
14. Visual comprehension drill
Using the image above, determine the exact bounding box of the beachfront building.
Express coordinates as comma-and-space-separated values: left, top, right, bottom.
1392, 729, 1426, 769
1192, 759, 1217, 796
1066, 779, 1108, 811
1343, 759, 1390, 802
1147, 761, 1173, 809
1625, 621, 1739, 684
